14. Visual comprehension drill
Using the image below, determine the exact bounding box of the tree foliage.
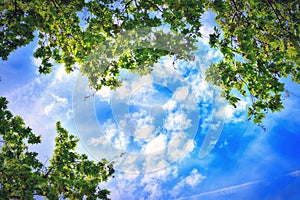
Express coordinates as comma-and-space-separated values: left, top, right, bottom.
205, 0, 300, 125
0, 97, 114, 199
1, 0, 299, 123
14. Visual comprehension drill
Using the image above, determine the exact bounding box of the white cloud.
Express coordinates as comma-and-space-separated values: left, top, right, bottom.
114, 131, 130, 150
55, 65, 67, 81
31, 57, 42, 68
114, 73, 154, 101
167, 132, 195, 162
88, 136, 104, 147
142, 134, 168, 154
114, 154, 142, 173
102, 120, 119, 141
171, 169, 206, 198
89, 119, 130, 151
43, 93, 68, 116
189, 73, 215, 104
164, 111, 192, 131
44, 103, 55, 116
143, 181, 163, 200
205, 48, 223, 62
52, 94, 68, 106
163, 99, 178, 112
134, 126, 154, 140
130, 109, 153, 127
130, 84, 158, 105
66, 109, 73, 120
102, 164, 181, 200
214, 98, 249, 123
186, 169, 206, 187
145, 166, 178, 183
113, 80, 131, 100
95, 86, 111, 103
174, 86, 189, 101
172, 166, 179, 178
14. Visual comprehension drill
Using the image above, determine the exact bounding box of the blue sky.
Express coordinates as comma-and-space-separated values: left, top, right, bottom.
1, 11, 300, 200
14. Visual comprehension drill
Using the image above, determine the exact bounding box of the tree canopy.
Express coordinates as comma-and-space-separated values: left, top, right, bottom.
206, 0, 300, 125
1, 0, 299, 123
0, 97, 114, 199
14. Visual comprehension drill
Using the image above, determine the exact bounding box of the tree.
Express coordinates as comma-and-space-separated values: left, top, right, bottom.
0, 97, 114, 199
1, 0, 299, 124
205, 0, 300, 125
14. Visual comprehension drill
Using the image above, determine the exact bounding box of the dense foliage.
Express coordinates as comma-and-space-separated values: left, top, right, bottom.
206, 0, 300, 124
0, 97, 114, 199
1, 0, 299, 123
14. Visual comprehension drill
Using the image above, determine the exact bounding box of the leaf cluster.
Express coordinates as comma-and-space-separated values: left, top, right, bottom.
205, 0, 299, 124
0, 97, 113, 199
0, 0, 202, 88
1, 0, 300, 124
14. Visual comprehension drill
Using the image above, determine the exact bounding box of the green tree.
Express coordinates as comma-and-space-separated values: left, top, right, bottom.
0, 97, 114, 199
1, 0, 299, 123
205, 0, 300, 126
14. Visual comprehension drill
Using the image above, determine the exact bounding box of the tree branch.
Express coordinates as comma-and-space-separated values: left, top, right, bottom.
51, 0, 66, 16
265, 0, 285, 30
230, 0, 241, 25
122, 0, 134, 13
145, 0, 164, 13
43, 165, 55, 178
238, 74, 255, 104
230, 0, 239, 13
84, 91, 96, 100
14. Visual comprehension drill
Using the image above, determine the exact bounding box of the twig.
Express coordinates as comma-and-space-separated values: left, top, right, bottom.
238, 74, 255, 104
265, 0, 285, 31
84, 91, 96, 100
51, 0, 66, 16
122, 0, 134, 14
145, 0, 164, 13
231, 0, 239, 13
43, 165, 55, 178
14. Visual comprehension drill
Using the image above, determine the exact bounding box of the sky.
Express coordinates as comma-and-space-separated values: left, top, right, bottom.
1, 11, 300, 200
